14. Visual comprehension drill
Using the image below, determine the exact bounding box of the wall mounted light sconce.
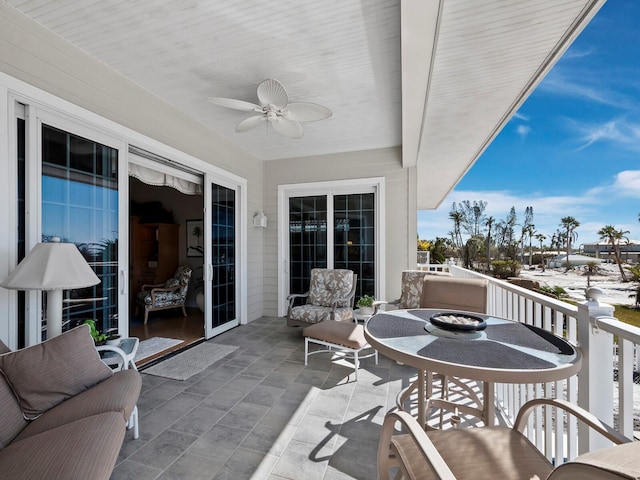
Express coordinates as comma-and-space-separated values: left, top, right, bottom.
253, 211, 267, 228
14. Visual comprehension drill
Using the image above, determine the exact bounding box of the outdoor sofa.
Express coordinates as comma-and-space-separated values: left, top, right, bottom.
0, 324, 141, 479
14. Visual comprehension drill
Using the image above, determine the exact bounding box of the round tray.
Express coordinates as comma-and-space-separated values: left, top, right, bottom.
429, 312, 487, 332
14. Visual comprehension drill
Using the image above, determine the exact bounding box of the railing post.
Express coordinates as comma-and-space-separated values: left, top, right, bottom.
576, 287, 615, 454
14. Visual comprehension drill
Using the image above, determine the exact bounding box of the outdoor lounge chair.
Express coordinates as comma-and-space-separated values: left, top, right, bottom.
378, 398, 634, 480
286, 268, 357, 327
136, 265, 192, 324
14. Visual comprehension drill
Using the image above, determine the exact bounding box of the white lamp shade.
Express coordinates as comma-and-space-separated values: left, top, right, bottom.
1, 242, 100, 290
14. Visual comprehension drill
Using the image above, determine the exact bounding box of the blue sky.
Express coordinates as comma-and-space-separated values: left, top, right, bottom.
418, 0, 640, 246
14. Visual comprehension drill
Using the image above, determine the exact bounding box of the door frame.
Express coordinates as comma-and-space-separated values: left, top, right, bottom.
277, 177, 386, 317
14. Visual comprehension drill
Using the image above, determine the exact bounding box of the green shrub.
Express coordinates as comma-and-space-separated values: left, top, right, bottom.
491, 259, 521, 279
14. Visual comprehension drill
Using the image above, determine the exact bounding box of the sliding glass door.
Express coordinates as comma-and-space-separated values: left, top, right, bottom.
40, 124, 121, 338
204, 176, 239, 338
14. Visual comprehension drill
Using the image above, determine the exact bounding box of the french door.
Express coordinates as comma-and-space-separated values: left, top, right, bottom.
279, 179, 384, 316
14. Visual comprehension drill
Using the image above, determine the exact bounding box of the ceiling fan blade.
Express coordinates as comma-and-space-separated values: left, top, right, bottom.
257, 78, 288, 109
207, 97, 261, 112
235, 115, 266, 132
285, 102, 332, 122
272, 117, 303, 139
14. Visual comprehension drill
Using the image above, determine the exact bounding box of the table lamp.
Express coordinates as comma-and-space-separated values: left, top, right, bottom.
1, 237, 100, 338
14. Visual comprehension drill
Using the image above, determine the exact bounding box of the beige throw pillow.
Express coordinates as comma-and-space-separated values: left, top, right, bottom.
0, 324, 113, 419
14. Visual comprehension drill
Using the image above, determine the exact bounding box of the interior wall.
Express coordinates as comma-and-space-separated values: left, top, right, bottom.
263, 146, 416, 317
0, 4, 265, 326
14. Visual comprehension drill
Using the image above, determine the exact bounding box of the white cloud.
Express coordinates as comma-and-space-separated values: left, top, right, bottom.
568, 118, 640, 151
513, 112, 530, 121
612, 170, 640, 198
563, 47, 595, 59
516, 125, 531, 138
419, 168, 640, 244
538, 72, 628, 109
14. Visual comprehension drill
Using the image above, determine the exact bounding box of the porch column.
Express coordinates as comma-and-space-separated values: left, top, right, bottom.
576, 287, 615, 454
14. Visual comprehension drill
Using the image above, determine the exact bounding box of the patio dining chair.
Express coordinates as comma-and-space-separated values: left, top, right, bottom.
286, 268, 357, 327
378, 398, 635, 480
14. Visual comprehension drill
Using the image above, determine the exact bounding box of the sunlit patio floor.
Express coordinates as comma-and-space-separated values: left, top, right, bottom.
111, 316, 421, 479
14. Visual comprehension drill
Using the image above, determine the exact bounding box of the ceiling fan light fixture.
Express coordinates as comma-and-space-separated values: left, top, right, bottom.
207, 78, 332, 139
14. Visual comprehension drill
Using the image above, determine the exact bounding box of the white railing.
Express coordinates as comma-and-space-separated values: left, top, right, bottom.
444, 265, 639, 462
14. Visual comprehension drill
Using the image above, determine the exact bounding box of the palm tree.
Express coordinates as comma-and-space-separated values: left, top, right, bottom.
484, 216, 494, 272
560, 217, 580, 271
534, 233, 546, 271
598, 225, 629, 282
448, 207, 465, 253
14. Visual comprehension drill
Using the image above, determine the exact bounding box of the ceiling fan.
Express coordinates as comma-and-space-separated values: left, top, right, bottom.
207, 78, 332, 139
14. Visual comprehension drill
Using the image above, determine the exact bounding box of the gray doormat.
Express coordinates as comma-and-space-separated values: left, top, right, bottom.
134, 337, 183, 364
142, 342, 238, 381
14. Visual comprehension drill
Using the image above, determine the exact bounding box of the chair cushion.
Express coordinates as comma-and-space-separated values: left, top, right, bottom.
304, 321, 367, 350
420, 276, 488, 313
548, 441, 640, 480
0, 325, 113, 419
392, 426, 552, 480
307, 269, 354, 307
290, 304, 354, 324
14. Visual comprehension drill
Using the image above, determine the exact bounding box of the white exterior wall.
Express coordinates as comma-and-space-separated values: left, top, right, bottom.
263, 147, 416, 317
0, 4, 265, 344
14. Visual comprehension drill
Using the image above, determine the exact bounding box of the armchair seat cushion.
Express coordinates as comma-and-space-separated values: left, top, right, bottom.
137, 290, 182, 307
289, 305, 354, 324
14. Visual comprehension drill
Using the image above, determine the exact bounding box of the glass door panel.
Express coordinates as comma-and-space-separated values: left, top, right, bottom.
207, 182, 237, 334
334, 193, 375, 300
41, 124, 119, 338
288, 196, 327, 300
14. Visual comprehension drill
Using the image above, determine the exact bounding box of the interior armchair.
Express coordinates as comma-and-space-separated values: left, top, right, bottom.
378, 398, 634, 480
136, 265, 192, 324
287, 268, 357, 327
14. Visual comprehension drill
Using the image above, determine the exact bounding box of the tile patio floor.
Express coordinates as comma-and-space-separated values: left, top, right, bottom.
111, 316, 418, 479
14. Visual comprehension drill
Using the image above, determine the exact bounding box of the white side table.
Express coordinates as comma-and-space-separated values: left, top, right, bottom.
97, 337, 139, 371
353, 309, 373, 323
96, 337, 140, 439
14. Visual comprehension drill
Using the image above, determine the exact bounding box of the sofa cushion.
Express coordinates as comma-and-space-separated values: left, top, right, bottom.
0, 374, 28, 449
0, 325, 113, 419
0, 339, 10, 354
14, 369, 141, 442
0, 412, 125, 480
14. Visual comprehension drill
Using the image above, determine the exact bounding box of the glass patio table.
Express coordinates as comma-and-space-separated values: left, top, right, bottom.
364, 308, 582, 428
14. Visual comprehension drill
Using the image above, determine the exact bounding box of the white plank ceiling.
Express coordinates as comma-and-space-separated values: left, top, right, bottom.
5, 0, 604, 208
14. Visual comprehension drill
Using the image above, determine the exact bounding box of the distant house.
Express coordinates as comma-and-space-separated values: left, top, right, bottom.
548, 254, 603, 269
582, 241, 640, 264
